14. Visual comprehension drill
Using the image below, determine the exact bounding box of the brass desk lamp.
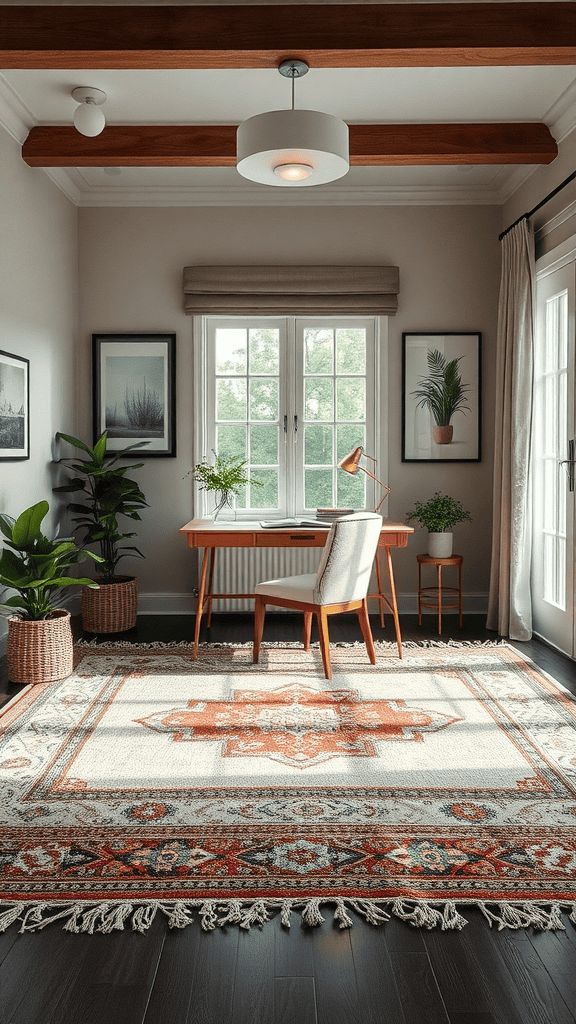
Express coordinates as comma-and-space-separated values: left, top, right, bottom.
338, 446, 391, 513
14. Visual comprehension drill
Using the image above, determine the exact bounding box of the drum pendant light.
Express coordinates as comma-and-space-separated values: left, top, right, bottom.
236, 61, 349, 187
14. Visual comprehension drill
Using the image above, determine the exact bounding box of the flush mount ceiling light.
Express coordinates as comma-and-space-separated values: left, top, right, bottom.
72, 87, 107, 137
236, 60, 349, 187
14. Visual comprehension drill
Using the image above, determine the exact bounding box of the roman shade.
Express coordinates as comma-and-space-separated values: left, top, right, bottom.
182, 266, 400, 316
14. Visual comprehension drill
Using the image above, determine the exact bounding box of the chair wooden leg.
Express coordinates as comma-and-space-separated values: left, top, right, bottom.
303, 611, 312, 650
357, 599, 376, 664
316, 607, 332, 679
253, 595, 266, 663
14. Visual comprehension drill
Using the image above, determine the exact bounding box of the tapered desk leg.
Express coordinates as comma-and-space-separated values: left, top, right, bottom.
206, 548, 216, 628
193, 547, 210, 660
385, 547, 403, 659
374, 552, 386, 627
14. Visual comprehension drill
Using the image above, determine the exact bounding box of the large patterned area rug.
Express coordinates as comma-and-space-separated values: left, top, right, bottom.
1, 640, 576, 935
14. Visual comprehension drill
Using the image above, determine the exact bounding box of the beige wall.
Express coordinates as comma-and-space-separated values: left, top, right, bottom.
78, 203, 500, 609
0, 126, 78, 642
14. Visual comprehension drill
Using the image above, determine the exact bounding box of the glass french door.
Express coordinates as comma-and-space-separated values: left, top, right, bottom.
532, 261, 576, 658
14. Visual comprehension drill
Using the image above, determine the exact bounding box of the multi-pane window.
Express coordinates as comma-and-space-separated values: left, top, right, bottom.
199, 317, 379, 518
535, 289, 568, 608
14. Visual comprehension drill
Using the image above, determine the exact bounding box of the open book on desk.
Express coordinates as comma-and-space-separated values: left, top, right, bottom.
259, 519, 331, 529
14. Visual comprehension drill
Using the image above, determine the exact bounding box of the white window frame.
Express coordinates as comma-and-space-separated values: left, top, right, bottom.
192, 315, 387, 520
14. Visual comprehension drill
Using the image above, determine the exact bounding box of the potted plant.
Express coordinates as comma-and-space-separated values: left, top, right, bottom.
406, 492, 472, 558
411, 349, 471, 445
191, 450, 262, 520
53, 431, 148, 633
0, 501, 102, 684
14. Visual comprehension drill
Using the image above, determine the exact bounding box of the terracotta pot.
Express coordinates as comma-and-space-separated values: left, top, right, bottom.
7, 609, 73, 685
81, 575, 138, 633
427, 532, 454, 558
433, 425, 453, 445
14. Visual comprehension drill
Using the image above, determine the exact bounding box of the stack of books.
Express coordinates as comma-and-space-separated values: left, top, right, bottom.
316, 507, 355, 521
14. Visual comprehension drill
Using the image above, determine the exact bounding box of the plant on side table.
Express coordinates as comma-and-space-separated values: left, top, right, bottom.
191, 450, 262, 520
53, 431, 148, 633
411, 349, 471, 445
0, 500, 102, 684
406, 492, 472, 558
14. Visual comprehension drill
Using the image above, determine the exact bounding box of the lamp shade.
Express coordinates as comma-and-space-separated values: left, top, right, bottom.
339, 446, 364, 474
72, 87, 106, 138
237, 108, 349, 187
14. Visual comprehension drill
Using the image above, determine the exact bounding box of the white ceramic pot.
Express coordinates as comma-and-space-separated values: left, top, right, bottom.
427, 532, 453, 558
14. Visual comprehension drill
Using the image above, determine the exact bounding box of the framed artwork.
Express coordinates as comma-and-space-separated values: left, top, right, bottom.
92, 334, 176, 457
0, 349, 29, 460
402, 332, 481, 462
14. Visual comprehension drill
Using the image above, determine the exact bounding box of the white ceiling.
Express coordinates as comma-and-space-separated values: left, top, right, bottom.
2, 55, 576, 205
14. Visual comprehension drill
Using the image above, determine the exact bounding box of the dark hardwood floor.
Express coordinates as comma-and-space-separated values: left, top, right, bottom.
1, 611, 575, 1024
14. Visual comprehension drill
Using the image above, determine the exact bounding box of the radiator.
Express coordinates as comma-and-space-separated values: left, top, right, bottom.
201, 546, 322, 612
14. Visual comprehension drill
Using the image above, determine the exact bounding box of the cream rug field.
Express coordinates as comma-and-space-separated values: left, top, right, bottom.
1, 640, 575, 934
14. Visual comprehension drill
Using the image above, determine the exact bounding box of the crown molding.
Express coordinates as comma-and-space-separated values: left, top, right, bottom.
0, 73, 34, 144
67, 181, 503, 207
544, 77, 576, 143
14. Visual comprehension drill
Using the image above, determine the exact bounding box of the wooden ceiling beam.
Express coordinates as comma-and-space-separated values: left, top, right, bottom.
2, 4, 576, 69
21, 123, 558, 167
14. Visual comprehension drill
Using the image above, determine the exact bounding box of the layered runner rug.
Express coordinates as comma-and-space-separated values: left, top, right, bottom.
1, 640, 576, 935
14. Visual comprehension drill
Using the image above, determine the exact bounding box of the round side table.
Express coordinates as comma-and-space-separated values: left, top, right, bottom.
417, 554, 463, 635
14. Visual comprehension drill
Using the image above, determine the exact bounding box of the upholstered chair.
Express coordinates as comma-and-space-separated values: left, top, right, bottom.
252, 512, 383, 679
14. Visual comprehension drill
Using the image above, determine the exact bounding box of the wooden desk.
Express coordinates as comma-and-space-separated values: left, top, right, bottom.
179, 518, 413, 660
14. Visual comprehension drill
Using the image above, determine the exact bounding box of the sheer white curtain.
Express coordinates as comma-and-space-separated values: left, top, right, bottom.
487, 219, 535, 640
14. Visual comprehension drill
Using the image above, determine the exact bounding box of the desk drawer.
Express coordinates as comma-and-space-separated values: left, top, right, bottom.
189, 531, 255, 548
256, 532, 326, 548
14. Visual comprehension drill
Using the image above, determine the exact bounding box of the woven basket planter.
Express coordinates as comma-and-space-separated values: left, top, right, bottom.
81, 575, 138, 633
7, 609, 73, 686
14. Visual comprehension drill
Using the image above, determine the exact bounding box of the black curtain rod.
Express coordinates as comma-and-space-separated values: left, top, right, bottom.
499, 169, 576, 242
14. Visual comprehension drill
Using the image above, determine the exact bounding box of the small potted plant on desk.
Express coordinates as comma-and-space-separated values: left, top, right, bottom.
406, 492, 472, 558
191, 451, 262, 520
0, 500, 102, 684
53, 431, 148, 633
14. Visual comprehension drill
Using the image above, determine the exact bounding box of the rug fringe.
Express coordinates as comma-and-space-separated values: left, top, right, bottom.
1, 898, 574, 935
75, 638, 507, 651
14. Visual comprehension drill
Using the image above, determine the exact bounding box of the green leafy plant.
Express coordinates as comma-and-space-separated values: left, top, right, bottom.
0, 501, 102, 620
191, 451, 263, 496
406, 493, 472, 533
53, 431, 148, 583
411, 349, 470, 426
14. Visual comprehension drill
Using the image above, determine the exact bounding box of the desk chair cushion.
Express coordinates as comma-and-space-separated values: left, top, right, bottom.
254, 573, 317, 604
313, 512, 382, 605
254, 513, 382, 608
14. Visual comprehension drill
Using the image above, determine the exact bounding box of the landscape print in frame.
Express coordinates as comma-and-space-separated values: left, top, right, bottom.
402, 332, 481, 462
0, 349, 29, 460
92, 334, 176, 457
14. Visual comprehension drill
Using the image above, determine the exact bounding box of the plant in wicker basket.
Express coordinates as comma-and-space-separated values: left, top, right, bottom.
54, 431, 149, 633
0, 500, 102, 684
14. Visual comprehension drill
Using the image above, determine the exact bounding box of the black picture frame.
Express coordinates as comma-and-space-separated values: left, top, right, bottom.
0, 349, 30, 461
402, 332, 481, 462
92, 333, 176, 457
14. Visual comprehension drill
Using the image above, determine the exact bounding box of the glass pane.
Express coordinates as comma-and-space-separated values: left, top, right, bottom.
251, 468, 278, 508
304, 328, 333, 374
249, 329, 279, 375
250, 379, 278, 421
215, 328, 246, 374
337, 378, 365, 421
337, 471, 365, 509
235, 483, 247, 511
305, 424, 333, 465
216, 378, 246, 420
250, 424, 278, 465
336, 329, 366, 374
305, 468, 333, 509
305, 378, 333, 421
216, 424, 246, 462
337, 424, 365, 462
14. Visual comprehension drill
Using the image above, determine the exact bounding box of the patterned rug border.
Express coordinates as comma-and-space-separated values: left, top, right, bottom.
1, 896, 576, 935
